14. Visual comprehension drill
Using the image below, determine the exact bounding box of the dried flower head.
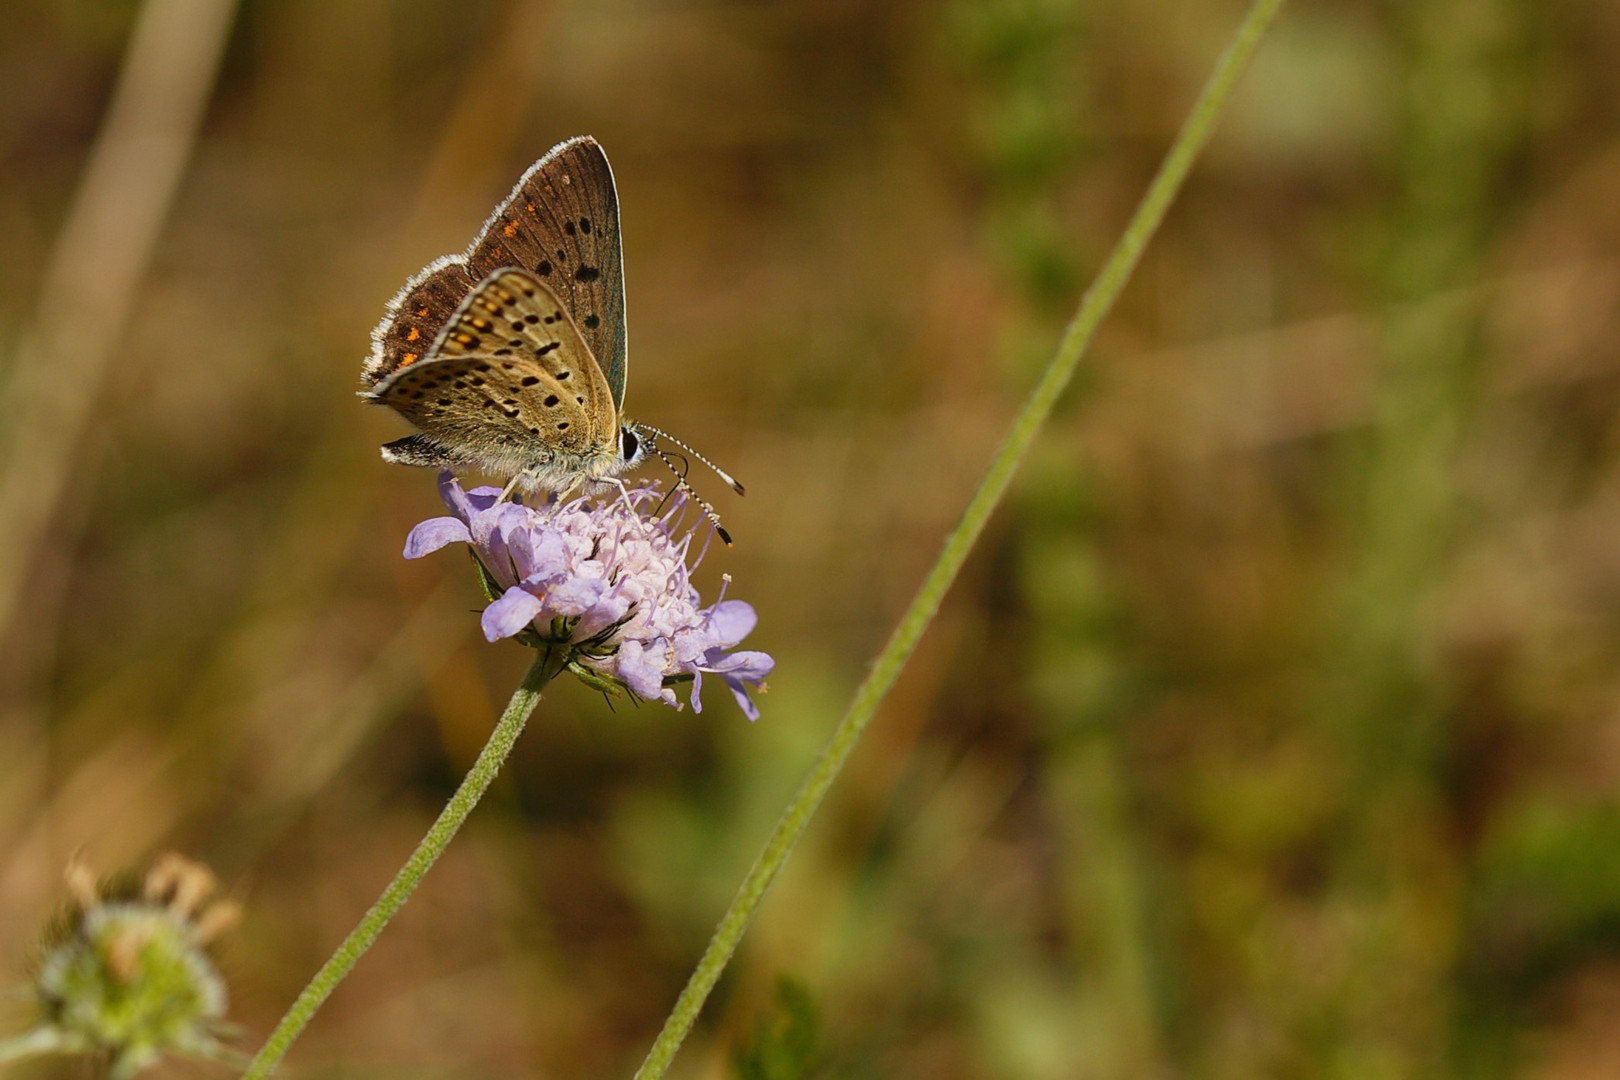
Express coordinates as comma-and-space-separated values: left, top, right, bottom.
406, 474, 773, 718
0, 855, 241, 1079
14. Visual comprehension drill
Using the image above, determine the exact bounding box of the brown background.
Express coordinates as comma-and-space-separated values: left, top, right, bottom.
4, 0, 1620, 1077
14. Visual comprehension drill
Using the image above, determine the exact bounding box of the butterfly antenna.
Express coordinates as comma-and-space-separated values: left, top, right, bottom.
644, 441, 733, 546
649, 451, 691, 519
635, 424, 745, 495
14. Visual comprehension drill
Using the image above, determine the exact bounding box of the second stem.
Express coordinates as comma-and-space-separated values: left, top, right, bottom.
240, 644, 567, 1080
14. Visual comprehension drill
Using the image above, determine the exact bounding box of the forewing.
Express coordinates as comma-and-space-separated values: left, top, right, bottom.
364, 256, 474, 386
464, 136, 628, 409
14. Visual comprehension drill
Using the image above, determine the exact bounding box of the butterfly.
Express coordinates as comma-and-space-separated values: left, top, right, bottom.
360, 136, 740, 535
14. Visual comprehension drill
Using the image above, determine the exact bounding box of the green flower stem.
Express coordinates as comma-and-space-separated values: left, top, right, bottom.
631, 1, 1286, 1076
240, 645, 568, 1080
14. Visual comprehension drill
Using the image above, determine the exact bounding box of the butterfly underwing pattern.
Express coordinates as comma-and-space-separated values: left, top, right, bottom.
365, 135, 626, 406
365, 267, 627, 490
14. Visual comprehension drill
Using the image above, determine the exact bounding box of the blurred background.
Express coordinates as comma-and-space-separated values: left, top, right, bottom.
2, 0, 1619, 1076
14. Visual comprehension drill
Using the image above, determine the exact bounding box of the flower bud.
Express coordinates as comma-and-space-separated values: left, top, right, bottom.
0, 855, 240, 1079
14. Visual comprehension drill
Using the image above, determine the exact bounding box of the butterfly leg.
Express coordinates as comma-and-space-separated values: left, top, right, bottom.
497, 469, 533, 504
551, 478, 588, 505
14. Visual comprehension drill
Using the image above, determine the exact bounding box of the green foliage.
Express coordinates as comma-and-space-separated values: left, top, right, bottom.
732, 979, 823, 1080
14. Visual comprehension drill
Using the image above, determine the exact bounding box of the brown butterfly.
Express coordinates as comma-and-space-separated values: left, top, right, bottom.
360, 136, 740, 531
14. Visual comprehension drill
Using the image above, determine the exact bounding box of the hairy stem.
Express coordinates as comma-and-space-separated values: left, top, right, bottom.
240, 646, 566, 1080
631, 1, 1287, 1076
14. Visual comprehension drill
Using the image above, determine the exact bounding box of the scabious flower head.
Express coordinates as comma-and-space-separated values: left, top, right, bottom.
3, 854, 241, 1079
406, 473, 773, 718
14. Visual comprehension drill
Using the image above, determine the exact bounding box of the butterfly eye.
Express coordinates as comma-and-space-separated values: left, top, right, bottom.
620, 426, 640, 462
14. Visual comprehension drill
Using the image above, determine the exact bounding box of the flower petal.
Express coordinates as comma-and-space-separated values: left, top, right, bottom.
523, 529, 572, 582
573, 590, 631, 640
470, 502, 532, 585
702, 649, 775, 681
436, 472, 476, 521
481, 586, 544, 641
705, 600, 757, 646
705, 650, 773, 721
696, 647, 771, 722
614, 638, 669, 701
403, 517, 471, 559
671, 626, 715, 666
725, 677, 762, 721
547, 573, 607, 616
503, 525, 535, 581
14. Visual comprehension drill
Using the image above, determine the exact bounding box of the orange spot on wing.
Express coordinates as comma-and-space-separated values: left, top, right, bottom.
406, 326, 420, 342
503, 222, 518, 238
401, 352, 419, 366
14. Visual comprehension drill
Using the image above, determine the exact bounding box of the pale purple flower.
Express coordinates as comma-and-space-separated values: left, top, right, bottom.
405, 473, 772, 719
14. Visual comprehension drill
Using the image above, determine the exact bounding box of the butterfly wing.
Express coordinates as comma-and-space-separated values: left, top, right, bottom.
363, 137, 629, 408
463, 137, 628, 410
370, 356, 597, 458
364, 256, 472, 387
368, 268, 617, 459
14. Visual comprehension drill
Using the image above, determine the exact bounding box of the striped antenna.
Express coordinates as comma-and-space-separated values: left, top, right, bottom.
642, 438, 734, 546
634, 424, 746, 495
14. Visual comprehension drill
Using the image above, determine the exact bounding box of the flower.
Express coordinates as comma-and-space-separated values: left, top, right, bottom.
0, 855, 241, 1079
406, 473, 773, 718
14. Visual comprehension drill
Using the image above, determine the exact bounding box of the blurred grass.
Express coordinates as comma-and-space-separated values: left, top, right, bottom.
4, 0, 1620, 1077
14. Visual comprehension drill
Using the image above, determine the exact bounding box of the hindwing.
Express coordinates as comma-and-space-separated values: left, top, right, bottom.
368, 268, 618, 460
